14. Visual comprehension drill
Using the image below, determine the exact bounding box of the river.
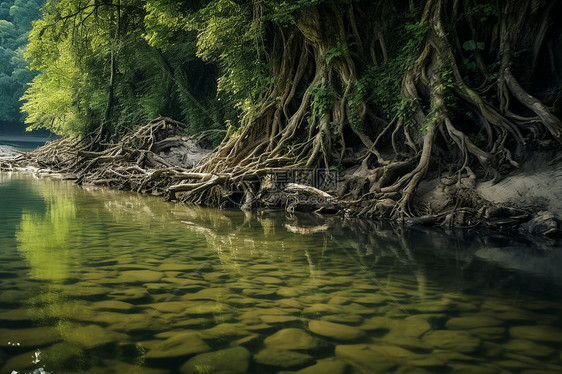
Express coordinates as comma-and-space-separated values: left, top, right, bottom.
0, 135, 53, 153
0, 172, 562, 373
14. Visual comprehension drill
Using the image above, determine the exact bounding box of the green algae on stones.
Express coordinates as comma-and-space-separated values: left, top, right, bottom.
180, 346, 251, 374
145, 332, 210, 359
422, 330, 480, 353
308, 321, 365, 341
335, 344, 397, 373
502, 339, 556, 358
118, 270, 163, 283
278, 358, 348, 374
254, 348, 315, 369
445, 316, 503, 330
64, 325, 116, 349
0, 326, 62, 348
509, 326, 562, 343
264, 328, 324, 351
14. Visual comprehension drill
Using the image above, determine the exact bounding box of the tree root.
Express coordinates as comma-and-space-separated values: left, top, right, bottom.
1, 117, 203, 196
4, 0, 562, 235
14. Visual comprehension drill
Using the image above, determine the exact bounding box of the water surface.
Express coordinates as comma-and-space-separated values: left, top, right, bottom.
1, 172, 562, 373
0, 134, 53, 152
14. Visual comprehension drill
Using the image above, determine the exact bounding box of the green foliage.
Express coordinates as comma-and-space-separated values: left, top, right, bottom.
463, 40, 485, 52
326, 42, 349, 66
21, 0, 230, 137
0, 20, 17, 46
21, 39, 88, 136
183, 0, 351, 115
402, 21, 430, 59
346, 82, 364, 130
397, 98, 418, 129
539, 83, 562, 115
189, 0, 272, 111
265, 0, 315, 26
440, 67, 461, 116
469, 131, 487, 148
421, 104, 438, 133
462, 40, 485, 71
142, 1, 187, 48
440, 68, 458, 92
465, 3, 499, 23
354, 18, 429, 131
17, 0, 547, 153
309, 83, 336, 121
0, 0, 43, 125
23, 0, 126, 135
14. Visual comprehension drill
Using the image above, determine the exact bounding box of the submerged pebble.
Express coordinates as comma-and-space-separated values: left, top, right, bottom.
63, 324, 115, 349
145, 332, 210, 359
308, 320, 365, 341
180, 346, 250, 374
1, 173, 562, 374
335, 344, 397, 373
264, 328, 324, 351
254, 348, 315, 369
509, 325, 562, 343
422, 330, 481, 353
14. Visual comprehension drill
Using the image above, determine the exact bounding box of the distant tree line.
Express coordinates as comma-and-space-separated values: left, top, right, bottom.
0, 0, 43, 132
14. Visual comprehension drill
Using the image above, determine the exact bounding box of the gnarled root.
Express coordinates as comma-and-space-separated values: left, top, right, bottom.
1, 117, 210, 196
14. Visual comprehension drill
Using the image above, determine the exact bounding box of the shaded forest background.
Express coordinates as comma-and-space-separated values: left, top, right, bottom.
0, 0, 42, 133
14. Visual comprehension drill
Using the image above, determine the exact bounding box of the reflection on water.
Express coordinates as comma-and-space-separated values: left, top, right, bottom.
0, 172, 561, 373
16, 180, 77, 281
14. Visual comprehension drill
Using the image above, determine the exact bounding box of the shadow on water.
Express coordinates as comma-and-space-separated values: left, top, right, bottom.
177, 207, 562, 295
1, 172, 562, 373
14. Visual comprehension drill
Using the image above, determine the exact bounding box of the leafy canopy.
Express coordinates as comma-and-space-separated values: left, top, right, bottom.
22, 0, 230, 137
0, 0, 43, 126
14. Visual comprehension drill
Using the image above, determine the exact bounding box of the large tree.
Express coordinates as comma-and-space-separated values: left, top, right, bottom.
19, 0, 562, 222
21, 0, 228, 137
142, 0, 562, 218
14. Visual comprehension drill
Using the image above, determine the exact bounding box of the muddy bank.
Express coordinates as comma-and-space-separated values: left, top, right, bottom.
477, 153, 562, 218
1, 118, 560, 238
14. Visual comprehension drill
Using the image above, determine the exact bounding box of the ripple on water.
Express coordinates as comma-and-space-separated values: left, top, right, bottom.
1, 172, 562, 373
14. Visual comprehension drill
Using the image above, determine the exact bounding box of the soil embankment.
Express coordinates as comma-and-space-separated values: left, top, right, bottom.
477, 154, 562, 219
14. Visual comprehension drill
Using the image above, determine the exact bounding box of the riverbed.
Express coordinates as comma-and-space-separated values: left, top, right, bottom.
0, 172, 561, 373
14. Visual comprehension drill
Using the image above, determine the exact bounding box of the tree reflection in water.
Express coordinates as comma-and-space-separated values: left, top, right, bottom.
16, 177, 78, 281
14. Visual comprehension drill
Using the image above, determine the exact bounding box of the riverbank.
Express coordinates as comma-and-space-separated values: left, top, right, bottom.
1, 117, 561, 238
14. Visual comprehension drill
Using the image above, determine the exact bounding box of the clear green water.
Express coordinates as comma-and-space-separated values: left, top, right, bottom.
1, 172, 562, 374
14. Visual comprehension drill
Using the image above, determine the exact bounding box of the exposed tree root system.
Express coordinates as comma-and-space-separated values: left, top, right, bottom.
1, 117, 207, 194
3, 0, 562, 237
1, 115, 560, 237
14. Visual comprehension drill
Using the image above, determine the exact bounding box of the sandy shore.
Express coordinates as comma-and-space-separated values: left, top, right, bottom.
0, 145, 22, 159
